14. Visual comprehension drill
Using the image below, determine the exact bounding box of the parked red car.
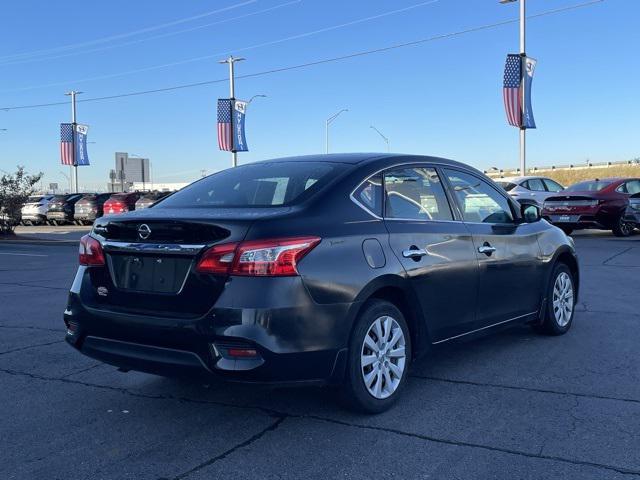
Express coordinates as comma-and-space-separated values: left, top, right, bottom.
542, 177, 640, 236
103, 193, 141, 216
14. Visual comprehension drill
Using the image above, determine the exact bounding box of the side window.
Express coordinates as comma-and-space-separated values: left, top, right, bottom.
443, 169, 514, 224
353, 173, 383, 217
384, 167, 453, 221
543, 179, 564, 192
521, 180, 530, 190
528, 178, 546, 192
625, 180, 640, 195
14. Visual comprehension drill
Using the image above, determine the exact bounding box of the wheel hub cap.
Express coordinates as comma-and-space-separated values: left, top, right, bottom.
361, 315, 406, 400
552, 272, 574, 327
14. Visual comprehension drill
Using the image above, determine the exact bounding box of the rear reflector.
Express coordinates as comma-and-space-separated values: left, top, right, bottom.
196, 236, 321, 277
79, 234, 105, 266
227, 348, 258, 358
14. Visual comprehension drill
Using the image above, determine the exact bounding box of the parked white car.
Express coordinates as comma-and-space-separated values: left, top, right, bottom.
495, 176, 565, 206
20, 195, 54, 225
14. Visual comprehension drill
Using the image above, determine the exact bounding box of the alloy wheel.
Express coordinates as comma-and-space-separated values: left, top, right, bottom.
552, 272, 574, 327
360, 315, 407, 399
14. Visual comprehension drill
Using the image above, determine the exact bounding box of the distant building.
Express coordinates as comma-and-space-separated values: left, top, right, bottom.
108, 152, 151, 192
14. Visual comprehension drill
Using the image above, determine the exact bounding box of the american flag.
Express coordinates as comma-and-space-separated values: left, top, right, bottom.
217, 99, 233, 151
60, 123, 74, 165
503, 54, 523, 128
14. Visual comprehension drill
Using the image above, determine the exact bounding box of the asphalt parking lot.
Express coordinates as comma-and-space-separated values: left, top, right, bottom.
1, 231, 639, 479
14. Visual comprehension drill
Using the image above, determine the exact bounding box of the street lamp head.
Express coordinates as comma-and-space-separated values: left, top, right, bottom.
219, 56, 246, 64
499, 0, 517, 3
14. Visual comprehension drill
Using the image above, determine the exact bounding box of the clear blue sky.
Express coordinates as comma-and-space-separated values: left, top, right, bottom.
0, 0, 637, 190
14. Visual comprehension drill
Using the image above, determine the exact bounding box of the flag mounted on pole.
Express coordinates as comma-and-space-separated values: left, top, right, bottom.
503, 54, 536, 129
232, 100, 248, 152
217, 99, 233, 151
75, 124, 90, 165
60, 123, 74, 165
60, 123, 90, 165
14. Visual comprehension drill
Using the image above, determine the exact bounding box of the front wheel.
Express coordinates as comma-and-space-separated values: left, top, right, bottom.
535, 263, 576, 335
342, 300, 411, 413
612, 215, 633, 237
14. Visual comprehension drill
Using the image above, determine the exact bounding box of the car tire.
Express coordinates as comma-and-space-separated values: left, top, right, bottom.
560, 227, 573, 236
612, 215, 633, 237
341, 300, 412, 414
535, 263, 576, 336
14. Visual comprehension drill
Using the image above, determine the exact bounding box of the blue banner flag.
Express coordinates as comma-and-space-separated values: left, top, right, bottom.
522, 56, 537, 129
233, 100, 248, 152
74, 124, 90, 166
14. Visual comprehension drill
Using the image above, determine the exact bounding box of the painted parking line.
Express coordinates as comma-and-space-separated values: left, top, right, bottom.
0, 252, 49, 257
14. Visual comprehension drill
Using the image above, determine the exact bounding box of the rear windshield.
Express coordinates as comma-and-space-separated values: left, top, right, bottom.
565, 181, 612, 192
157, 161, 338, 208
28, 196, 44, 202
496, 181, 518, 192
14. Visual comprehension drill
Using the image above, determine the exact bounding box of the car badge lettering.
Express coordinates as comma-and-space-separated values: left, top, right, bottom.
138, 224, 151, 240
97, 286, 108, 297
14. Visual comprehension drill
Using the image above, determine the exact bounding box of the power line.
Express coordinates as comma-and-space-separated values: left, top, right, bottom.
2, 0, 441, 93
0, 0, 303, 67
0, 0, 603, 112
0, 0, 257, 63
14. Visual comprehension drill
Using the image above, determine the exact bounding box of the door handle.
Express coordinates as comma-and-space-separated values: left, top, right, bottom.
402, 248, 427, 259
478, 243, 496, 256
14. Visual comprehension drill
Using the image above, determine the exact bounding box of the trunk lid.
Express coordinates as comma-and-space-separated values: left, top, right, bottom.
87, 207, 290, 317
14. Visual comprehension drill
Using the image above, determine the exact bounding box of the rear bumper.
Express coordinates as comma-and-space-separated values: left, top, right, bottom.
47, 212, 72, 222
21, 213, 46, 222
542, 214, 609, 230
64, 273, 356, 384
74, 212, 98, 221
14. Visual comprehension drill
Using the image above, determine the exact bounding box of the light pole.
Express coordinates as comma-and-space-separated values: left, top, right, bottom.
500, 0, 527, 174
370, 126, 390, 152
64, 90, 83, 192
325, 109, 348, 154
219, 56, 245, 168
247, 94, 267, 104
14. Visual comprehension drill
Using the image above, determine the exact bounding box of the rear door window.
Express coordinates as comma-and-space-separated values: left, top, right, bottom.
527, 178, 546, 191
543, 179, 564, 192
384, 167, 453, 221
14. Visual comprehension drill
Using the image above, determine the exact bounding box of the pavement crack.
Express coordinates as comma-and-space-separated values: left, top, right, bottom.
170, 417, 286, 480
602, 247, 633, 265
0, 324, 62, 332
410, 374, 640, 405
3, 367, 640, 478
60, 362, 103, 379
0, 339, 64, 355
0, 281, 68, 290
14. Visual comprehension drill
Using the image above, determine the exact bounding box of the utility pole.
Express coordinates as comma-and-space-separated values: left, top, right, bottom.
500, 0, 527, 174
325, 109, 348, 154
370, 126, 390, 152
65, 90, 82, 192
218, 56, 245, 167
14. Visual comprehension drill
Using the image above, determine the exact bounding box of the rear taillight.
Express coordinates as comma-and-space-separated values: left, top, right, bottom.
196, 237, 321, 277
195, 242, 238, 275
79, 234, 105, 266
106, 201, 126, 213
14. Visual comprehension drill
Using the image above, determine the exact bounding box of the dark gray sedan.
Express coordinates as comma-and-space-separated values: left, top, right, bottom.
65, 154, 579, 412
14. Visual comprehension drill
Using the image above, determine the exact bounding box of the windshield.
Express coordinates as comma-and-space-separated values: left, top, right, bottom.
565, 180, 613, 192
156, 161, 339, 208
496, 181, 518, 192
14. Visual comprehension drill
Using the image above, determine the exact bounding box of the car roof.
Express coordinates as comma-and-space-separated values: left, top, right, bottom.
497, 175, 550, 182
248, 153, 469, 168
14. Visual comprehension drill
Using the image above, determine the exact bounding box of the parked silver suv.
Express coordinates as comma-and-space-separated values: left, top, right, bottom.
496, 176, 565, 206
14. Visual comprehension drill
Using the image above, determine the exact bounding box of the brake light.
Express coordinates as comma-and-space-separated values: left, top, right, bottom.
106, 201, 127, 213
79, 235, 105, 266
196, 242, 238, 274
196, 237, 321, 277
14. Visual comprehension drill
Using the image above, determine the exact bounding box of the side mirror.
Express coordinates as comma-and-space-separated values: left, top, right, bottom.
521, 203, 541, 223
